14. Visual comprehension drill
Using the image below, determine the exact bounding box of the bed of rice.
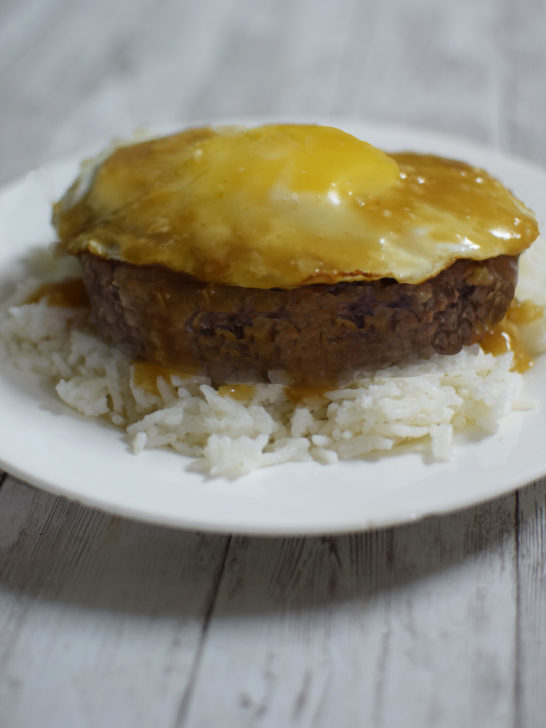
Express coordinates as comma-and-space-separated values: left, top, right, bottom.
1, 242, 545, 478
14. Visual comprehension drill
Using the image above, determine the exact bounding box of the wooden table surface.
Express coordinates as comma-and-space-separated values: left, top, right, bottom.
2, 1, 546, 726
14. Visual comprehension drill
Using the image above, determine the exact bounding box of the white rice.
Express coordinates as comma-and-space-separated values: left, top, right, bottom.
1, 243, 545, 478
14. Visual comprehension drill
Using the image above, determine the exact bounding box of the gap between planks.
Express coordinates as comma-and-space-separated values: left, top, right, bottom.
514, 488, 522, 728
513, 477, 546, 728
174, 534, 233, 727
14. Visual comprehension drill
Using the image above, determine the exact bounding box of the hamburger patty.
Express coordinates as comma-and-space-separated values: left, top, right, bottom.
80, 252, 518, 385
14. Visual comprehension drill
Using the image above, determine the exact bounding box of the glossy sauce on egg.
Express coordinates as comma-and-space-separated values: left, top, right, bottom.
54, 124, 538, 289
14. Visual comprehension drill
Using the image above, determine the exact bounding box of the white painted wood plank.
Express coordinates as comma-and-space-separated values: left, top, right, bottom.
500, 0, 546, 164
0, 0, 68, 73
516, 479, 546, 728
4, 0, 542, 185
0, 477, 230, 728
1, 0, 250, 183
183, 498, 517, 728
334, 0, 508, 144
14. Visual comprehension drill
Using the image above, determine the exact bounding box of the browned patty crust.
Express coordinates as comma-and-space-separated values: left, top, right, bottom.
80, 252, 518, 385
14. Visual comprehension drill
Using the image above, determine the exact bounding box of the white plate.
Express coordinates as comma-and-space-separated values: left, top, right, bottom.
1, 120, 545, 536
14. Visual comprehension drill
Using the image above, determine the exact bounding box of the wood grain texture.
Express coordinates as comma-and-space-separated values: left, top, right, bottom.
1, 0, 546, 725
0, 477, 230, 728
516, 479, 546, 727
4, 0, 545, 183
183, 499, 518, 727
501, 0, 546, 163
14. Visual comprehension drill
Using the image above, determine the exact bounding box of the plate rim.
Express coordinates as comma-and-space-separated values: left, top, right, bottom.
1, 117, 545, 536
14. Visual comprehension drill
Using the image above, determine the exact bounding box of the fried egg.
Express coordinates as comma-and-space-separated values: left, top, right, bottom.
54, 123, 538, 288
